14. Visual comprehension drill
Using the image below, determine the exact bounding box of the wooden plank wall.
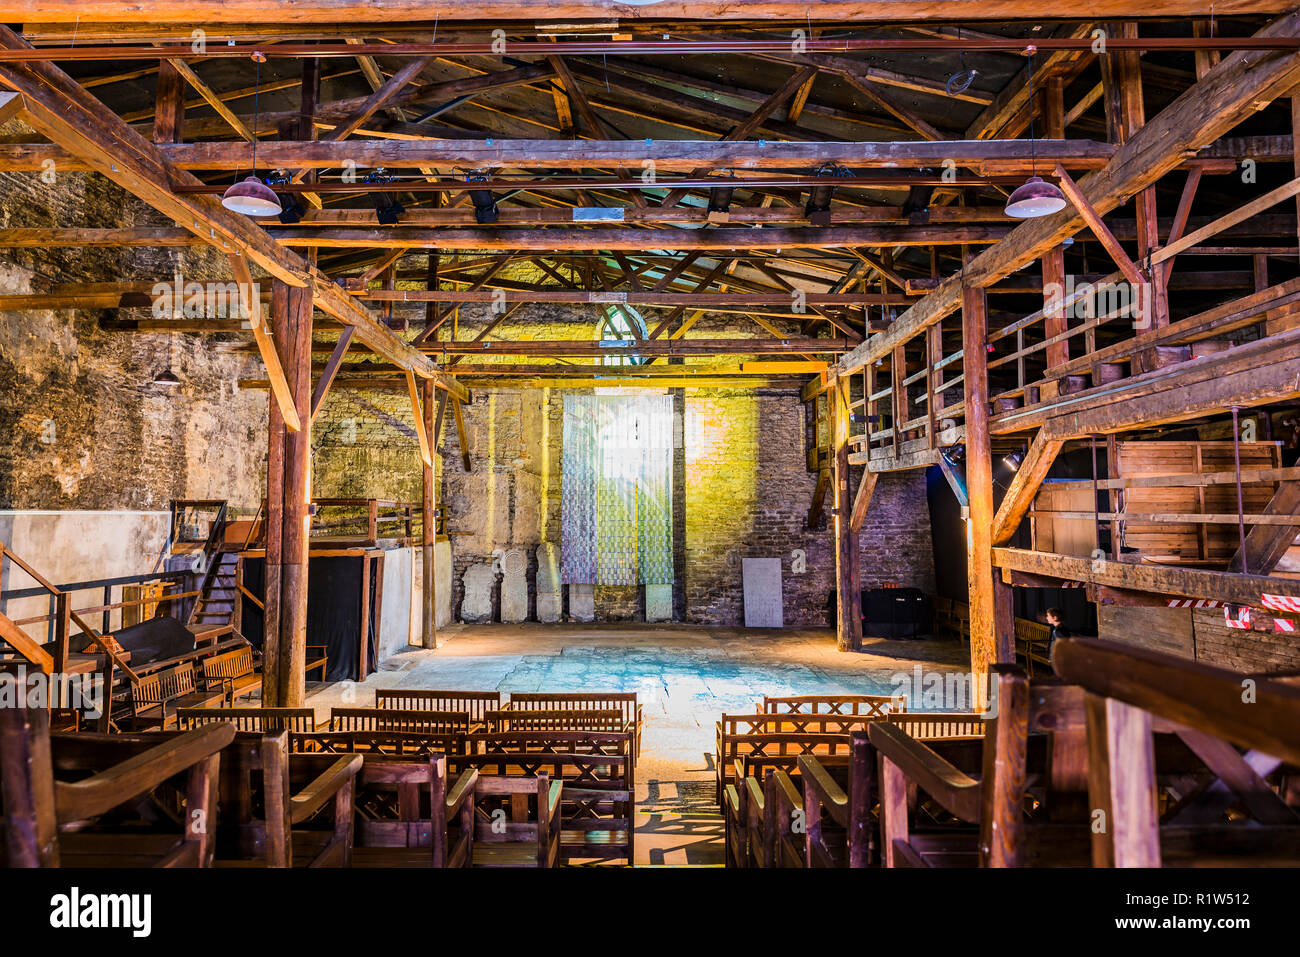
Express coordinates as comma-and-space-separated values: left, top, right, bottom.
1117, 440, 1280, 563
1099, 604, 1300, 672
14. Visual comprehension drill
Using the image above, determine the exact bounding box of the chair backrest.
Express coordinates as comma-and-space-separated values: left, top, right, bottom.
130, 671, 164, 711
159, 662, 197, 698
507, 692, 637, 725
886, 712, 985, 740
485, 708, 624, 733
292, 730, 465, 756
329, 707, 470, 734
202, 646, 254, 682
760, 694, 905, 716
375, 690, 500, 722
177, 706, 315, 733
720, 712, 887, 736
473, 772, 560, 867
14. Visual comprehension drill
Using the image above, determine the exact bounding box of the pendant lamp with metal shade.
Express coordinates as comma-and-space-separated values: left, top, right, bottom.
221, 52, 282, 218
1004, 46, 1069, 220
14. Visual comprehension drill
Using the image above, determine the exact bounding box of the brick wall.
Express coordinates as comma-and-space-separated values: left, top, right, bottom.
312, 364, 937, 627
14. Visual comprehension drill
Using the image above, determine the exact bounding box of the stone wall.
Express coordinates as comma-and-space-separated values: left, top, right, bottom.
311, 357, 938, 627
0, 130, 267, 513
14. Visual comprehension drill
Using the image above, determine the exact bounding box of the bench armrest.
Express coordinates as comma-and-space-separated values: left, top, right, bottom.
799, 754, 850, 828
55, 722, 235, 822
868, 722, 981, 823
724, 783, 743, 817
771, 769, 802, 814
290, 755, 363, 825
547, 779, 563, 820
743, 775, 765, 814
445, 768, 478, 816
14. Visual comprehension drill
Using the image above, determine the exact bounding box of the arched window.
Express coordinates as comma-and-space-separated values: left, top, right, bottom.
597, 306, 648, 366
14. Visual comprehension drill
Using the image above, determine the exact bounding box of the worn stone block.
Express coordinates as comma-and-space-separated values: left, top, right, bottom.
742, 558, 784, 628
569, 583, 595, 622
461, 561, 496, 623
536, 542, 561, 623
501, 547, 528, 623
646, 583, 673, 622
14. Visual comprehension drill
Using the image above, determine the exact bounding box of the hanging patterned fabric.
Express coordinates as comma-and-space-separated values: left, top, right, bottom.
561, 393, 674, 586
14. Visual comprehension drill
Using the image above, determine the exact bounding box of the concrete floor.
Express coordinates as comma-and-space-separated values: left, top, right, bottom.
306, 623, 970, 865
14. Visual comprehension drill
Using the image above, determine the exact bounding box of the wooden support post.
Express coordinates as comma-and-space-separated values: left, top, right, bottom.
962, 286, 1012, 696
264, 279, 313, 707
832, 380, 863, 652
979, 665, 1029, 867
1084, 692, 1160, 867
421, 377, 437, 649
153, 59, 185, 145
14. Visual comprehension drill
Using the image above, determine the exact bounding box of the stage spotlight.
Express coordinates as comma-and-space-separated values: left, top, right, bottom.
467, 171, 499, 225
366, 168, 405, 225
804, 163, 850, 226
1003, 450, 1025, 471
707, 170, 735, 222
266, 171, 305, 225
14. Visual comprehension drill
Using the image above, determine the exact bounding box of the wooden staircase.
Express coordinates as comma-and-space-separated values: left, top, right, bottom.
188, 550, 240, 630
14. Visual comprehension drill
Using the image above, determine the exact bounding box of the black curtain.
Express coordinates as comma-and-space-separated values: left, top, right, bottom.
239, 556, 377, 681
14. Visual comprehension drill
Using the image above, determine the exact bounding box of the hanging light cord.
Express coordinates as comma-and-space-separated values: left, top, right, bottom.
251, 55, 261, 178
1026, 47, 1037, 178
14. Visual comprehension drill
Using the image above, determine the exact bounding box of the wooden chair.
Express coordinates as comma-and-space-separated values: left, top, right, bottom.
178, 707, 316, 733
759, 693, 905, 717
128, 661, 223, 729
201, 644, 262, 704
485, 708, 625, 733
506, 692, 643, 756
0, 706, 233, 867
339, 754, 478, 868
1055, 637, 1300, 867
375, 690, 500, 728
214, 730, 362, 867
471, 773, 562, 868
328, 707, 470, 734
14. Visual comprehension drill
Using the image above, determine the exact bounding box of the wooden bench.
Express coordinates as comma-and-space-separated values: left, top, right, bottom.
869, 669, 1091, 867
201, 644, 262, 704
459, 730, 636, 864
886, 712, 986, 740
213, 730, 362, 867
1014, 618, 1053, 677
471, 773, 562, 868
486, 708, 625, 733
345, 754, 477, 867
328, 707, 470, 734
375, 689, 500, 728
506, 692, 643, 756
1055, 637, 1300, 867
759, 693, 905, 717
715, 731, 854, 804
292, 729, 465, 758
178, 706, 317, 733
0, 707, 234, 867
128, 660, 223, 729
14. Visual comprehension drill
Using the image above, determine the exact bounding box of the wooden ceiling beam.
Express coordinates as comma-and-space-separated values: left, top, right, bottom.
0, 26, 454, 390
837, 9, 1300, 378
9, 3, 1298, 23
